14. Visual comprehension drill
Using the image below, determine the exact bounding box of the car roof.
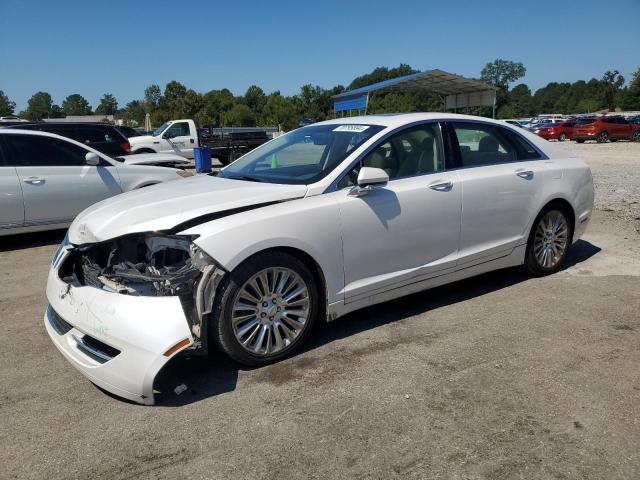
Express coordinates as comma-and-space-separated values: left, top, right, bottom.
314, 112, 520, 128
8, 122, 115, 127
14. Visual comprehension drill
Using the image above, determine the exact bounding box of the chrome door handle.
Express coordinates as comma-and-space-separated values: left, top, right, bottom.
23, 177, 45, 185
428, 180, 453, 191
516, 169, 534, 179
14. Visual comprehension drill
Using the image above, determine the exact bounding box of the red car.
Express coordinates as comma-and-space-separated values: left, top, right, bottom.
572, 116, 640, 143
534, 121, 575, 141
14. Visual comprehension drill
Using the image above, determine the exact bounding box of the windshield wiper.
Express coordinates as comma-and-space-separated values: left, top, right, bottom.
218, 174, 264, 182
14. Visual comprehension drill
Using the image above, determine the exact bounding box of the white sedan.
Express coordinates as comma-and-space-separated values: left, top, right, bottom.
0, 129, 191, 236
44, 113, 594, 404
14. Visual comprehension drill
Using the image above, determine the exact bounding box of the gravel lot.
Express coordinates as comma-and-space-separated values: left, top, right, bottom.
1, 142, 639, 480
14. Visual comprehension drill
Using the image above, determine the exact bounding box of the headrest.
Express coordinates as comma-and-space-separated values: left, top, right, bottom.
478, 135, 499, 152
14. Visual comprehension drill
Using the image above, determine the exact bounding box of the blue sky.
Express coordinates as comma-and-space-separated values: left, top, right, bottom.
1, 0, 639, 111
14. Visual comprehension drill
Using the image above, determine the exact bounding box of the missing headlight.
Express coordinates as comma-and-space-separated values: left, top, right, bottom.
59, 233, 221, 297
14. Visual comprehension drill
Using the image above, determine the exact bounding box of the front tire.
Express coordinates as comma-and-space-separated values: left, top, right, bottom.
524, 207, 572, 276
596, 131, 609, 143
559, 133, 567, 142
210, 252, 319, 366
633, 131, 640, 142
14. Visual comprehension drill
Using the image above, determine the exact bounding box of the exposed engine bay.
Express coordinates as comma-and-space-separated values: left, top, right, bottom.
57, 233, 226, 346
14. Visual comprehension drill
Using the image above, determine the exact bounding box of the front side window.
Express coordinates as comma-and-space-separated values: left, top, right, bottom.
3, 134, 88, 167
166, 122, 190, 138
217, 124, 384, 185
338, 123, 444, 189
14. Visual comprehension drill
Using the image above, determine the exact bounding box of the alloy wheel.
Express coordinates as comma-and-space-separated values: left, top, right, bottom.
231, 267, 310, 356
559, 133, 567, 141
633, 131, 640, 142
533, 211, 569, 269
596, 132, 608, 143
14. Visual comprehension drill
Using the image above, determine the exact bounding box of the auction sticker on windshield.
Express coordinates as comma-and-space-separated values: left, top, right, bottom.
333, 125, 370, 133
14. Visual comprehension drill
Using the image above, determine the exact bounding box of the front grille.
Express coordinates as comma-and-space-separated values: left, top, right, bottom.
47, 305, 73, 335
73, 334, 120, 364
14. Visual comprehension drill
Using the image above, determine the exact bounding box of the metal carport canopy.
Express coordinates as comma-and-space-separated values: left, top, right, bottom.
333, 69, 497, 115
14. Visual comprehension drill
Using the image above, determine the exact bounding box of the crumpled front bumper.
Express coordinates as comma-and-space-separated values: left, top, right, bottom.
44, 254, 194, 405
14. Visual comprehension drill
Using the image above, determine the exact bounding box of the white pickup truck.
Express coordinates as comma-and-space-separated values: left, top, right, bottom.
129, 119, 270, 164
129, 119, 198, 158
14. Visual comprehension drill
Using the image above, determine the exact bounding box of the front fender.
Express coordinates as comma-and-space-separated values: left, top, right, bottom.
182, 194, 345, 305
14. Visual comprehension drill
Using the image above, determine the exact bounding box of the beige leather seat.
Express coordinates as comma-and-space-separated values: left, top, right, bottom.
365, 146, 397, 178
397, 137, 436, 177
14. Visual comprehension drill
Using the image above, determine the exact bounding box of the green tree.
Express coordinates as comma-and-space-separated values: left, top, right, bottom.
623, 67, 640, 110
0, 90, 16, 116
200, 89, 236, 126
24, 91, 54, 120
480, 59, 526, 115
122, 100, 146, 126
504, 84, 533, 118
480, 59, 526, 90
159, 80, 188, 118
182, 89, 203, 118
50, 104, 64, 118
61, 94, 92, 116
95, 93, 118, 115
262, 92, 298, 130
144, 84, 161, 111
601, 70, 625, 109
244, 85, 266, 114
349, 64, 417, 90
222, 104, 256, 127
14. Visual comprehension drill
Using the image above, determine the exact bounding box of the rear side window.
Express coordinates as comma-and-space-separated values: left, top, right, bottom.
450, 122, 540, 168
498, 127, 541, 160
76, 126, 111, 144
3, 134, 88, 167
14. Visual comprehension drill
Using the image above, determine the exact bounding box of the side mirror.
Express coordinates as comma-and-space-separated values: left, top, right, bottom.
85, 152, 100, 166
162, 131, 171, 139
348, 167, 389, 197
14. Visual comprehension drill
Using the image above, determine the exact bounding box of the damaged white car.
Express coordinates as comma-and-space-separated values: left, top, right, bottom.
45, 113, 594, 404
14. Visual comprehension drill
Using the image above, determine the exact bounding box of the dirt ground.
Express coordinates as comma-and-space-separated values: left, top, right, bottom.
1, 142, 639, 480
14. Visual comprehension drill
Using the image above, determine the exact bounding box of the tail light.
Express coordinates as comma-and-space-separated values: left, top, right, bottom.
121, 141, 131, 153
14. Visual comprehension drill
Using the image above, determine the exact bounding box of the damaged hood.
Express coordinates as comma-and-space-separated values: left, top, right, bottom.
68, 176, 308, 244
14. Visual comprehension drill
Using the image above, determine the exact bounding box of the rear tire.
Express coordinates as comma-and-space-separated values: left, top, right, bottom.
210, 252, 320, 366
524, 206, 573, 276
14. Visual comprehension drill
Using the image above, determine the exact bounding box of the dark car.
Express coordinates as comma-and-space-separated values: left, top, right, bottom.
114, 125, 141, 138
298, 118, 317, 127
6, 122, 131, 156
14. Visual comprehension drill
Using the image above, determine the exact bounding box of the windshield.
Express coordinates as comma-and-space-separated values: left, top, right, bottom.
152, 122, 170, 137
217, 123, 385, 185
